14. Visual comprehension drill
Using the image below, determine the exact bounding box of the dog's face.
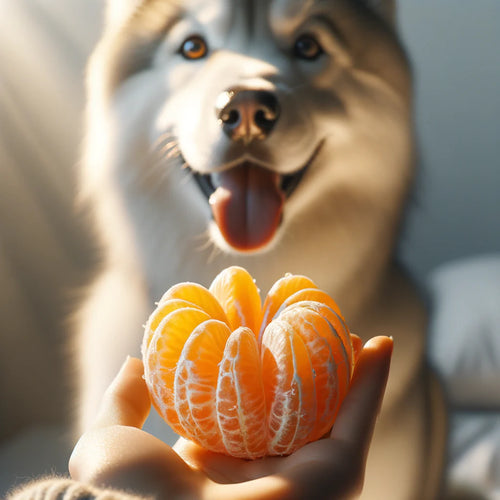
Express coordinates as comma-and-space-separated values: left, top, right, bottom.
84, 0, 413, 302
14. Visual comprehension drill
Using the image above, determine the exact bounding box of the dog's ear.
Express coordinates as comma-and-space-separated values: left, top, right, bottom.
105, 0, 142, 30
364, 0, 396, 24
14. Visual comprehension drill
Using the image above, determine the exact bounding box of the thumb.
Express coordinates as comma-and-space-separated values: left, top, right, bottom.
92, 356, 151, 429
330, 336, 393, 459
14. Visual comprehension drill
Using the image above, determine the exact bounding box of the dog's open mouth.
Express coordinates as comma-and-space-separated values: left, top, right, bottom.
192, 144, 322, 252
193, 164, 307, 201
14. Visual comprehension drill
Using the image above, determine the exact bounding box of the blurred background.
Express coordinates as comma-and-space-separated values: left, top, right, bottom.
0, 0, 499, 498
398, 1, 500, 276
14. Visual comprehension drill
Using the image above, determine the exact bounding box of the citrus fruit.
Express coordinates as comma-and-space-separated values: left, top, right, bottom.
142, 266, 360, 459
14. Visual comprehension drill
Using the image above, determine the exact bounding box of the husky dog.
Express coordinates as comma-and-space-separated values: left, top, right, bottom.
77, 0, 446, 497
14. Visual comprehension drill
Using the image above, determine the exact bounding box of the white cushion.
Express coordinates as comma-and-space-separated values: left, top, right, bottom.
427, 254, 500, 408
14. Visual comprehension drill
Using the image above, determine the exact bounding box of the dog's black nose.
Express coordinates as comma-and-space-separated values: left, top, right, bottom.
216, 90, 280, 143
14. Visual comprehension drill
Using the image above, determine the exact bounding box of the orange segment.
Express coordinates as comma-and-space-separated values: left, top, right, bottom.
217, 327, 268, 459
209, 266, 262, 336
174, 320, 231, 452
261, 320, 316, 456
285, 301, 354, 369
351, 334, 363, 365
159, 282, 228, 324
279, 288, 345, 322
142, 299, 202, 355
260, 274, 318, 338
143, 307, 211, 436
277, 307, 349, 442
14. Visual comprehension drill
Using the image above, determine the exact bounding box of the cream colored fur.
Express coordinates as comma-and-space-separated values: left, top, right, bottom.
76, 1, 446, 497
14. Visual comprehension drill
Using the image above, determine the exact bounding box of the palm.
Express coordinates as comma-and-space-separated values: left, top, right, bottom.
71, 337, 392, 500
174, 431, 365, 500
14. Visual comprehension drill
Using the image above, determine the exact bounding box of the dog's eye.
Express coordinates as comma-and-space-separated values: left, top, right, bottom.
180, 36, 208, 60
294, 35, 323, 61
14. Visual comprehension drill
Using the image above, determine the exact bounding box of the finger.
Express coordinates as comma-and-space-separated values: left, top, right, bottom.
92, 356, 151, 429
330, 335, 393, 458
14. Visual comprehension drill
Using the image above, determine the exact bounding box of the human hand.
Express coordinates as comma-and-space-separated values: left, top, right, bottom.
69, 336, 393, 500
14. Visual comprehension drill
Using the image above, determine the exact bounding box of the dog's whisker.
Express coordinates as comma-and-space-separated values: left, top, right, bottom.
139, 148, 186, 188
148, 151, 179, 170
151, 130, 176, 148
158, 140, 179, 155
208, 245, 222, 263
192, 229, 222, 262
166, 146, 181, 159
192, 231, 212, 250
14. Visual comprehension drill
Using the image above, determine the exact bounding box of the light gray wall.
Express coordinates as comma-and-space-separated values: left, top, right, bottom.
397, 1, 500, 276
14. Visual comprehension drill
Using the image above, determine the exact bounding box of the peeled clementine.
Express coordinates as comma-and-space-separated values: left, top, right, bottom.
142, 266, 361, 459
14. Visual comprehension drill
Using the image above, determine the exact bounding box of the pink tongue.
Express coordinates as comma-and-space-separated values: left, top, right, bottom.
209, 164, 284, 251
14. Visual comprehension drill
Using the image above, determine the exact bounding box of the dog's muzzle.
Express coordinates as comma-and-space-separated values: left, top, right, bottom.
190, 89, 319, 253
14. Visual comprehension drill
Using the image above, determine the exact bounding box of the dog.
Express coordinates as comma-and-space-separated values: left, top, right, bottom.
76, 0, 447, 497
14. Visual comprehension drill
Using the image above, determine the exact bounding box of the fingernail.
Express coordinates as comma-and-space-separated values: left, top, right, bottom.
364, 336, 394, 352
